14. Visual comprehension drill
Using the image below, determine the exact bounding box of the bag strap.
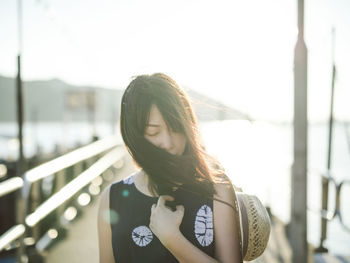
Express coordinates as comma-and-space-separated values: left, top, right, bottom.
231, 186, 244, 263
236, 193, 249, 258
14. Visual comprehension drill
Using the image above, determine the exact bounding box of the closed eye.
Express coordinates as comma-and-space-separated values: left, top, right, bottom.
145, 132, 158, 137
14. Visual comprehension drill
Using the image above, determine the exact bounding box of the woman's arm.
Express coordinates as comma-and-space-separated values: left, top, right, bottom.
97, 186, 115, 263
213, 183, 242, 263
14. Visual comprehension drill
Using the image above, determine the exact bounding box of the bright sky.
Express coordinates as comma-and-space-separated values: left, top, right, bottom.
1, 0, 349, 122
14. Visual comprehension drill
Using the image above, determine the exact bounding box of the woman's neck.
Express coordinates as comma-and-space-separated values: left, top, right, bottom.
134, 170, 158, 197
134, 169, 181, 197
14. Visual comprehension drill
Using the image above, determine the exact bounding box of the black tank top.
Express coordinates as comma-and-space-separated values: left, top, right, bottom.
109, 174, 216, 262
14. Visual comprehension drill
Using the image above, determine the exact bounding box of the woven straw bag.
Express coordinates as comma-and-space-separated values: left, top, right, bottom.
232, 187, 271, 261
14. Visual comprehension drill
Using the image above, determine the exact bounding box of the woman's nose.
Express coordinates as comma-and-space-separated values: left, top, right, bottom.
159, 130, 173, 151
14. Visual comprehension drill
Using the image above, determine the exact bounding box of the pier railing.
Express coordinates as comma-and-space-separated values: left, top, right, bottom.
0, 135, 125, 262
1, 134, 349, 259
314, 171, 350, 252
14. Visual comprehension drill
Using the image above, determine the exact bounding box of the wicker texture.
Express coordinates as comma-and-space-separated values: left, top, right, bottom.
243, 195, 271, 260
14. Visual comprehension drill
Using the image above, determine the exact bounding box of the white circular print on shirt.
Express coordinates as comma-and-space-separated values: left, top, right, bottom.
194, 205, 214, 247
131, 226, 153, 247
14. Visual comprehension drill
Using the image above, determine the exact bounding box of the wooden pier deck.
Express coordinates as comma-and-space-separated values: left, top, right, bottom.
42, 156, 349, 263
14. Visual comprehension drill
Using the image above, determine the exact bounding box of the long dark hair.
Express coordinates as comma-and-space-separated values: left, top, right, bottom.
120, 73, 226, 197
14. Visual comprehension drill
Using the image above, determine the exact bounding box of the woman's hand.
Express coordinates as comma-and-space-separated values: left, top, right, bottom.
149, 195, 185, 246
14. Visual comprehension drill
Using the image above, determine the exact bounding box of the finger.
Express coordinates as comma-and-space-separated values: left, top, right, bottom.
150, 205, 156, 223
176, 205, 184, 211
176, 205, 185, 214
157, 195, 174, 207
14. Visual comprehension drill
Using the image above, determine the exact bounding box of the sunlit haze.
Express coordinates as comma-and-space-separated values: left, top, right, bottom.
1, 0, 349, 122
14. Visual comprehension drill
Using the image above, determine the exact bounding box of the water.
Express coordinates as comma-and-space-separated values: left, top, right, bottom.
0, 122, 116, 161
1, 120, 349, 254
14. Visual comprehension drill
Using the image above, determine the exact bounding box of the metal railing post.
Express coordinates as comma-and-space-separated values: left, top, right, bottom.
31, 180, 41, 241
317, 173, 330, 252
55, 169, 67, 217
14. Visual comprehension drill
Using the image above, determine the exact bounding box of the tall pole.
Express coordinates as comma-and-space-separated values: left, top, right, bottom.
291, 0, 308, 262
17, 0, 24, 168
328, 28, 336, 174
16, 0, 27, 262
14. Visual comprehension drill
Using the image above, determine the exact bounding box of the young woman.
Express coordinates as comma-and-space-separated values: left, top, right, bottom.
97, 73, 241, 262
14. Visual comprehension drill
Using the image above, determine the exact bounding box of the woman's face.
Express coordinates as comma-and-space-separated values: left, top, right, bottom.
144, 104, 187, 156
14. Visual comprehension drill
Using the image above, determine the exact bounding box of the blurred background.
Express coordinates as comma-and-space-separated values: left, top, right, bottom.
0, 0, 349, 262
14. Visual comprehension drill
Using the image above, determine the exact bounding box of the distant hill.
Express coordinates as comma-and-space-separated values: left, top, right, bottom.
0, 76, 122, 123
0, 75, 250, 123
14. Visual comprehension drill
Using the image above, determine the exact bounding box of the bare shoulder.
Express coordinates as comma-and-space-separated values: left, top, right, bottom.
213, 177, 242, 262
99, 184, 111, 211
98, 171, 139, 211
213, 177, 235, 205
